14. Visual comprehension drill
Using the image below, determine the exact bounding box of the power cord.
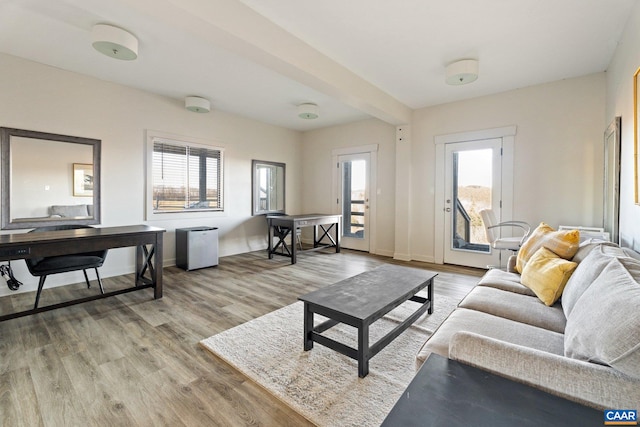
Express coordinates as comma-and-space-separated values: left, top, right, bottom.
0, 263, 22, 291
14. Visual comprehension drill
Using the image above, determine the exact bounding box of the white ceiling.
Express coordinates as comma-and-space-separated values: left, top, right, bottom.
0, 0, 636, 131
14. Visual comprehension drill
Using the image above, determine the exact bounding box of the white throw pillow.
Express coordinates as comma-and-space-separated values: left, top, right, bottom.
564, 257, 640, 379
562, 244, 628, 317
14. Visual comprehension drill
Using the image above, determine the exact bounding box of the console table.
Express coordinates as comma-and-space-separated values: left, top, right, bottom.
0, 225, 165, 322
381, 354, 601, 426
266, 214, 341, 264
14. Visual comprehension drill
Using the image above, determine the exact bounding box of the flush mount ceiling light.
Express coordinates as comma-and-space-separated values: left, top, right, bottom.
91, 24, 138, 60
185, 96, 211, 113
445, 59, 479, 85
297, 103, 319, 119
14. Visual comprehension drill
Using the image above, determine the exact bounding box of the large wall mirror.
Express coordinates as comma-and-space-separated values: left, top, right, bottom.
1, 127, 101, 230
603, 117, 621, 244
252, 159, 285, 215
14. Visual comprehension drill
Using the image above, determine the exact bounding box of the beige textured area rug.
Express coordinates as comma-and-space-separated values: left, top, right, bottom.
200, 294, 460, 427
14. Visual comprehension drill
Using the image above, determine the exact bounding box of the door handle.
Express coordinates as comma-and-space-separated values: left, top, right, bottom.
445, 207, 451, 212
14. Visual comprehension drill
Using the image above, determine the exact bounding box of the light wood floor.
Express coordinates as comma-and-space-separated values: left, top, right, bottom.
0, 249, 484, 427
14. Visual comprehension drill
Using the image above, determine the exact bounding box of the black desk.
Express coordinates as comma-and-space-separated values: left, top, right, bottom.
381, 354, 601, 427
0, 225, 165, 322
266, 214, 341, 264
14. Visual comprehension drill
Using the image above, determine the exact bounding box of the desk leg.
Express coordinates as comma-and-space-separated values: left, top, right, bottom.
268, 223, 274, 259
154, 234, 163, 299
291, 228, 297, 264
135, 235, 163, 299
428, 278, 433, 314
335, 220, 341, 253
136, 245, 144, 286
313, 225, 318, 248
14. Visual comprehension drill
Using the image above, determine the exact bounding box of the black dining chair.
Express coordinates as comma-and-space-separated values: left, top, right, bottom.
25, 224, 108, 309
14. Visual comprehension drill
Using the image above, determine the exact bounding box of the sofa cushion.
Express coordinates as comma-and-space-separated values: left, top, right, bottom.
516, 223, 579, 273
571, 240, 619, 263
49, 204, 90, 217
521, 247, 577, 306
477, 268, 536, 296
622, 247, 640, 261
459, 286, 566, 333
416, 308, 564, 368
562, 243, 630, 317
564, 257, 640, 379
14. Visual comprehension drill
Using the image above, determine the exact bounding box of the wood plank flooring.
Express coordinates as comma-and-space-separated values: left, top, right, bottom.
0, 249, 484, 427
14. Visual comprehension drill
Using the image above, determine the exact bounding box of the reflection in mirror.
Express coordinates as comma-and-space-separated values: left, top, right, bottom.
252, 160, 285, 215
1, 128, 101, 230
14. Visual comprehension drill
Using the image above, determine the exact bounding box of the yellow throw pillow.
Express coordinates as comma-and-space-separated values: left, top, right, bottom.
516, 222, 580, 273
521, 247, 578, 306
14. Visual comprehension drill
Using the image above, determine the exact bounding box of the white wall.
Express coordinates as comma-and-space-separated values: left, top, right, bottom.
409, 73, 606, 262
301, 74, 606, 264
605, 1, 640, 252
301, 119, 397, 256
0, 53, 301, 296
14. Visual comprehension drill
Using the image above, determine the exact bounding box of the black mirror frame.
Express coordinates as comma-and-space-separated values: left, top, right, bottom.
0, 127, 101, 230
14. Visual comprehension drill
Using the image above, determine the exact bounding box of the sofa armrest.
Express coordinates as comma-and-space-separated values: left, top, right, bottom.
448, 331, 640, 410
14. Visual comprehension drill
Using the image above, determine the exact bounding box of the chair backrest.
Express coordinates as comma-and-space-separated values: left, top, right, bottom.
27, 224, 107, 262
479, 209, 498, 244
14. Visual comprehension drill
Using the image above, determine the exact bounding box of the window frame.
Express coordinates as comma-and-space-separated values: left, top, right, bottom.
145, 130, 225, 221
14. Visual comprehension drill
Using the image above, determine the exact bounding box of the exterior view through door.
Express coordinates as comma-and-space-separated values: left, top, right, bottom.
443, 138, 503, 269
338, 153, 370, 252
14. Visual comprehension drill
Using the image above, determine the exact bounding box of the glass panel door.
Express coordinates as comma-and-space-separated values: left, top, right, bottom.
444, 139, 502, 268
339, 153, 370, 251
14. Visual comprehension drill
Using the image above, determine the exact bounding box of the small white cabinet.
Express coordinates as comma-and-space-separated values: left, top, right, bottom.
176, 227, 218, 270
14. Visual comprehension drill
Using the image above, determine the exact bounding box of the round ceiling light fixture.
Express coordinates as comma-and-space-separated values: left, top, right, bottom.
91, 24, 138, 60
445, 59, 479, 85
297, 103, 319, 119
185, 96, 211, 113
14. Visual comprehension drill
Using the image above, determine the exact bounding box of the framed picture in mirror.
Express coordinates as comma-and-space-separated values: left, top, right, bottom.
73, 163, 94, 197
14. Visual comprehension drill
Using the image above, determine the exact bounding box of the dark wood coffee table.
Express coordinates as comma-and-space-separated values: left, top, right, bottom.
381, 354, 602, 427
298, 264, 437, 377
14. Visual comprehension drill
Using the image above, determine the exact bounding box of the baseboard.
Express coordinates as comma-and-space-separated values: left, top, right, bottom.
393, 253, 412, 261
373, 249, 394, 258
411, 254, 436, 264
392, 253, 437, 264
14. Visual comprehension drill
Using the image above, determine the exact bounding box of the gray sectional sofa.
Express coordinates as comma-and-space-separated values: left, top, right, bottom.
416, 241, 640, 409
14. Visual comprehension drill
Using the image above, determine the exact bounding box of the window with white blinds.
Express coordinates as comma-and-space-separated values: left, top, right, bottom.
151, 137, 223, 213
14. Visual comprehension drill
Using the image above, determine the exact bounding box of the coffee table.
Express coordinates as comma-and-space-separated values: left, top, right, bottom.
298, 264, 437, 377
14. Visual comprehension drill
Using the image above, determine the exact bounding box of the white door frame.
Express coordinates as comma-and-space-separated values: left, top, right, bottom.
434, 126, 516, 265
443, 138, 502, 268
332, 144, 378, 253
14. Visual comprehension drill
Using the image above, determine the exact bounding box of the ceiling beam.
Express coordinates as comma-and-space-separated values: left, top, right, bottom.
118, 0, 412, 125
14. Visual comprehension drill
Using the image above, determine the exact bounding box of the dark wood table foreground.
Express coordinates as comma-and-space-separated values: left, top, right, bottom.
382, 354, 602, 427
